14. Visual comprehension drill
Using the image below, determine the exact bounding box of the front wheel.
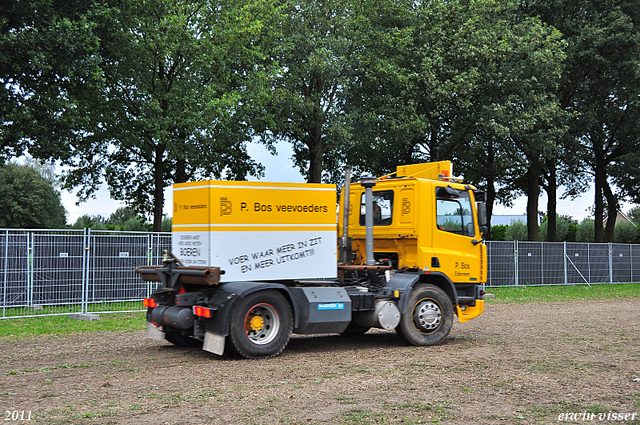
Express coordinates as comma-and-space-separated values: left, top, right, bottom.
228, 290, 293, 359
396, 284, 453, 346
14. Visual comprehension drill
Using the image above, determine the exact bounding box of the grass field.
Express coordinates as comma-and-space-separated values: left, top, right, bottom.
0, 283, 638, 339
487, 282, 640, 303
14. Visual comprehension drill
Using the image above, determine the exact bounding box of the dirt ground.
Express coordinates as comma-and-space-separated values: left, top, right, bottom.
1, 298, 639, 425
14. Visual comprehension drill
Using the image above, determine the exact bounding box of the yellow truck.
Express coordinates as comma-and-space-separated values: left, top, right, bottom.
137, 161, 487, 358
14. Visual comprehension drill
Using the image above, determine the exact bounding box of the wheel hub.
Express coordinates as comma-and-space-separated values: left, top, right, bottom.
414, 300, 442, 332
246, 315, 264, 332
244, 303, 280, 345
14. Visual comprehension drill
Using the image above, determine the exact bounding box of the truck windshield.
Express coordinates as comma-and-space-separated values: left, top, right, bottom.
435, 189, 475, 237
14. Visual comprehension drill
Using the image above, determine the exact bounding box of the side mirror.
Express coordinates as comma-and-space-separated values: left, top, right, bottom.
476, 202, 488, 227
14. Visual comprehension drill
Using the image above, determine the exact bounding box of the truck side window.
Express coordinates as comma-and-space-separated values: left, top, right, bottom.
360, 190, 394, 226
436, 189, 475, 237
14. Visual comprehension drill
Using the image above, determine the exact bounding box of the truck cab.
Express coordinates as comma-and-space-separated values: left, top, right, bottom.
341, 161, 486, 325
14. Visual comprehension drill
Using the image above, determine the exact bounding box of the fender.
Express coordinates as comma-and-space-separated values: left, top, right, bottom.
386, 272, 459, 314
204, 281, 298, 336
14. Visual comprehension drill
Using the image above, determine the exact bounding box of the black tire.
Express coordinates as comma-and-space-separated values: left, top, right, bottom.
396, 284, 453, 346
227, 290, 293, 359
165, 329, 203, 347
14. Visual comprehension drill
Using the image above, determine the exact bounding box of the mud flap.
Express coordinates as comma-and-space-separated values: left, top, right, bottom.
146, 322, 165, 340
203, 331, 225, 356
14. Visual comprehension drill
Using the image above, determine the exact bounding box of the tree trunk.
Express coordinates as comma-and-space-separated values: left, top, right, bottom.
545, 158, 557, 242
307, 124, 324, 183
175, 157, 188, 184
594, 155, 606, 243
486, 174, 496, 240
525, 161, 540, 241
602, 178, 617, 242
152, 144, 166, 232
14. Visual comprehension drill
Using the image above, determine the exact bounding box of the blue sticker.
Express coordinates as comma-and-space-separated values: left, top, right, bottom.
318, 303, 345, 310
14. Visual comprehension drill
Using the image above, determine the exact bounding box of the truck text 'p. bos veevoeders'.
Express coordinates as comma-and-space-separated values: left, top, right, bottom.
136, 161, 488, 359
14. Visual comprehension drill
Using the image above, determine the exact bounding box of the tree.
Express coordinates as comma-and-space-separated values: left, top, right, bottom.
71, 214, 107, 229
522, 0, 640, 242
61, 0, 271, 230
576, 219, 595, 243
0, 163, 67, 228
344, 0, 565, 241
107, 206, 148, 231
255, 0, 355, 183
626, 206, 640, 226
505, 221, 528, 241
614, 221, 638, 244
0, 0, 101, 163
539, 214, 576, 242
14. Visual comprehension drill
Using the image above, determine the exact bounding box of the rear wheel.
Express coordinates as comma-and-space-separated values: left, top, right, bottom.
228, 290, 293, 359
396, 284, 453, 346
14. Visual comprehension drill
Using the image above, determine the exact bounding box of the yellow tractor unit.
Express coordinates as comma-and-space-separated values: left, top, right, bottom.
136, 161, 488, 358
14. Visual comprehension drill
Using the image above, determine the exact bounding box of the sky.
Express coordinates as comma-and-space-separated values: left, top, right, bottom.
59, 141, 609, 225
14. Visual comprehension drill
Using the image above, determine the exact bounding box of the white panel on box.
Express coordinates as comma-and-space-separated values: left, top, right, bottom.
172, 231, 210, 266
212, 230, 336, 281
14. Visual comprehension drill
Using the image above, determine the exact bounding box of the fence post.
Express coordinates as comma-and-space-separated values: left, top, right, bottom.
587, 244, 592, 283
609, 242, 613, 283
540, 242, 544, 285
487, 241, 491, 285
632, 245, 635, 283
513, 241, 520, 286
81, 228, 89, 316
2, 231, 8, 317
563, 241, 568, 285
27, 232, 33, 308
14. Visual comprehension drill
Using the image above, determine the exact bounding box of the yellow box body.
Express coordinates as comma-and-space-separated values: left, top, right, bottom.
172, 180, 337, 282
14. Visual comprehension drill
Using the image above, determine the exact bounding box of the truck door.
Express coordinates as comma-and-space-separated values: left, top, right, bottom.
432, 185, 482, 283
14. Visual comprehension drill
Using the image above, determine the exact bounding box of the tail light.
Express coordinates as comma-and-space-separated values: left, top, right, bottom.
193, 306, 212, 318
143, 298, 157, 308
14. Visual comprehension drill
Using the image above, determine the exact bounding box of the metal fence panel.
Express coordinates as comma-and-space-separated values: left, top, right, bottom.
0, 229, 170, 318
2, 231, 640, 319
588, 243, 610, 283
31, 231, 86, 307
1, 232, 29, 310
86, 231, 151, 314
541, 242, 565, 285
486, 241, 516, 286
565, 243, 591, 284
632, 245, 640, 282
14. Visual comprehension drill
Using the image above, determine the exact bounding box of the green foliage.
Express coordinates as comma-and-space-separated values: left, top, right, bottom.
505, 221, 528, 241
626, 206, 640, 226
489, 225, 508, 241
539, 215, 576, 242
566, 222, 579, 242
106, 207, 149, 231
255, 0, 355, 183
576, 219, 595, 243
161, 216, 172, 232
122, 218, 149, 232
524, 0, 640, 242
71, 214, 107, 230
60, 0, 271, 230
0, 0, 102, 163
0, 163, 67, 228
614, 221, 638, 244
